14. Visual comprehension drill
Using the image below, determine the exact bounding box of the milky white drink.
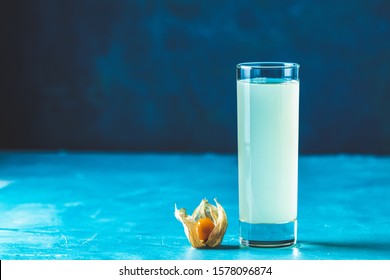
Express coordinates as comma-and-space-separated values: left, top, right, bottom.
237, 78, 299, 224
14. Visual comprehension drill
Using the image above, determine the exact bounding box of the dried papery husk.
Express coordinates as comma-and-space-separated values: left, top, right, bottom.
174, 198, 228, 248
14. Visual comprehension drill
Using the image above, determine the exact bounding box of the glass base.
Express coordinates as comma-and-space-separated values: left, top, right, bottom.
240, 220, 297, 248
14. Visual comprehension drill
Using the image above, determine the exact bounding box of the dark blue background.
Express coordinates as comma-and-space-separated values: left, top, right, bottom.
1, 0, 389, 154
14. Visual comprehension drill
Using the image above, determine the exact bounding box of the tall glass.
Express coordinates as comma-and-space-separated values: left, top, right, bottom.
237, 62, 300, 247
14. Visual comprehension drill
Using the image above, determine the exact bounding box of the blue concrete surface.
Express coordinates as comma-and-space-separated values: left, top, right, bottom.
0, 151, 389, 260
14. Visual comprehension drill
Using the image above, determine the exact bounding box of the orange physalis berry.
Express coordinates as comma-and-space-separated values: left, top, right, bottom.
196, 217, 215, 242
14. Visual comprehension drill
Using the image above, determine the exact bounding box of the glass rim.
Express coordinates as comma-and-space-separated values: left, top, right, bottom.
237, 62, 300, 69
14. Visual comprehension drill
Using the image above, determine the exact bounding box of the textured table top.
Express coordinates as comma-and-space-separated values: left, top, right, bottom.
0, 151, 389, 260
